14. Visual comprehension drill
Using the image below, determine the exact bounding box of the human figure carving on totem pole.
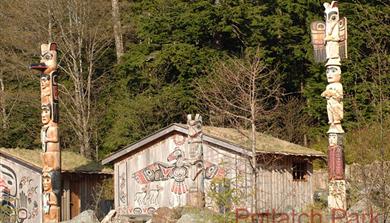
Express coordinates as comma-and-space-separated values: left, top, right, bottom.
41, 74, 51, 104
321, 65, 344, 133
41, 105, 60, 173
42, 172, 59, 223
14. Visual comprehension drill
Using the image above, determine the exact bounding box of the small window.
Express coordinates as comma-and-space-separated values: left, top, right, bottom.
292, 162, 308, 181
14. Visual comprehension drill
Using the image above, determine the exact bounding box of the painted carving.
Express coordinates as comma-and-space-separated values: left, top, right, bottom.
187, 114, 202, 142
328, 133, 343, 146
187, 114, 204, 208
0, 163, 41, 222
133, 149, 224, 194
118, 162, 128, 209
41, 74, 51, 105
41, 105, 59, 153
328, 146, 344, 180
310, 1, 347, 63
321, 65, 344, 133
187, 114, 203, 159
132, 185, 162, 215
311, 1, 347, 210
42, 172, 59, 223
119, 172, 127, 205
30, 42, 61, 223
328, 180, 347, 209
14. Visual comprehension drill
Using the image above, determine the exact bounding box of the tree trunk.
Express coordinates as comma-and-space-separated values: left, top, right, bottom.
250, 68, 258, 215
0, 73, 8, 130
111, 0, 124, 61
251, 120, 257, 215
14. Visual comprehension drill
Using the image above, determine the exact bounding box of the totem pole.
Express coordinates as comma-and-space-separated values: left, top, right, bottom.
187, 114, 205, 208
311, 1, 347, 211
30, 43, 61, 223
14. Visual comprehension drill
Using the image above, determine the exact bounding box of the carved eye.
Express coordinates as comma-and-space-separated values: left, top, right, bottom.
331, 15, 337, 21
43, 53, 53, 60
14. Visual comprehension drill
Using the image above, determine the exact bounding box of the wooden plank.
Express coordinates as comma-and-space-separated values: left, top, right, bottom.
70, 180, 80, 218
62, 179, 71, 221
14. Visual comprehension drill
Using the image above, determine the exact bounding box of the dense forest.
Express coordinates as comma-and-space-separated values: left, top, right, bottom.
0, 0, 388, 163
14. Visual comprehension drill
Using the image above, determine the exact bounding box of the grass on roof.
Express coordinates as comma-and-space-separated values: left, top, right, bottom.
202, 126, 324, 156
0, 148, 112, 173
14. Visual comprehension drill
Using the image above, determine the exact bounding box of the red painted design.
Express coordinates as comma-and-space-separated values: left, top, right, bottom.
133, 149, 225, 196
328, 145, 344, 180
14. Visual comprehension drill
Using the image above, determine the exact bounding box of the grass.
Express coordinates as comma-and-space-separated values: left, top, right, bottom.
0, 147, 112, 173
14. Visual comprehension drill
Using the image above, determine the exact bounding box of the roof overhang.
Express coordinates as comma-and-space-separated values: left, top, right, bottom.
102, 124, 325, 165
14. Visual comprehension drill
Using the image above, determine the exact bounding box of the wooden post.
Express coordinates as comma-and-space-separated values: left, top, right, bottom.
30, 43, 61, 223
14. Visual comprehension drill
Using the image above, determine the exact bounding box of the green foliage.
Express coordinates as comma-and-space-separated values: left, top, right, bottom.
0, 0, 388, 162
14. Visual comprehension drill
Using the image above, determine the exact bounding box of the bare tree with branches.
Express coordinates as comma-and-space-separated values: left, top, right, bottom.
0, 0, 113, 158
198, 50, 282, 213
47, 0, 113, 159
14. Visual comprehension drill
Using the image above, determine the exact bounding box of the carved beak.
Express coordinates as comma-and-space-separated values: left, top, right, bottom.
29, 63, 48, 72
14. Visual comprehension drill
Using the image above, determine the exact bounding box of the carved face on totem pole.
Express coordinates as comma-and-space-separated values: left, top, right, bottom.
187, 114, 202, 138
42, 172, 52, 192
324, 1, 339, 32
30, 43, 58, 74
40, 43, 58, 75
40, 74, 50, 90
41, 105, 51, 125
326, 66, 341, 83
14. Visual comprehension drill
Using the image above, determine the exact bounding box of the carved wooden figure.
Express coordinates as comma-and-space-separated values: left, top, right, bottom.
30, 42, 61, 223
311, 1, 347, 211
187, 114, 205, 208
310, 1, 347, 63
321, 65, 344, 133
42, 172, 59, 223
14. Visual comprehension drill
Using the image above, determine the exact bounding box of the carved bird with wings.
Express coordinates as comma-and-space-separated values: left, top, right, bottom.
133, 148, 224, 195
310, 1, 347, 62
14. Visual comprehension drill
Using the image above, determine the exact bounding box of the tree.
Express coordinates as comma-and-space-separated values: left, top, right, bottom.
0, 0, 46, 148
0, 0, 115, 158
345, 1, 390, 220
48, 0, 113, 158
197, 50, 282, 213
111, 0, 124, 61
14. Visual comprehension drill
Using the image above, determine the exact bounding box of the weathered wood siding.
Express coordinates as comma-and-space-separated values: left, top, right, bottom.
257, 158, 313, 212
61, 173, 112, 221
114, 132, 251, 215
0, 155, 42, 223
114, 132, 314, 215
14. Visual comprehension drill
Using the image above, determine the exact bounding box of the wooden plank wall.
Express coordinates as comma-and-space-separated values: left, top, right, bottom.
113, 132, 314, 215
62, 173, 112, 220
0, 156, 42, 223
257, 157, 313, 212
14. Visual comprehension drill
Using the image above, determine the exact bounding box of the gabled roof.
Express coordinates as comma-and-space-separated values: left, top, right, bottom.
0, 148, 113, 174
102, 123, 325, 165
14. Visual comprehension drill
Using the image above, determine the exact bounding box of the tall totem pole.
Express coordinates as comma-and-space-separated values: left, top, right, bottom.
30, 43, 61, 223
311, 1, 347, 211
